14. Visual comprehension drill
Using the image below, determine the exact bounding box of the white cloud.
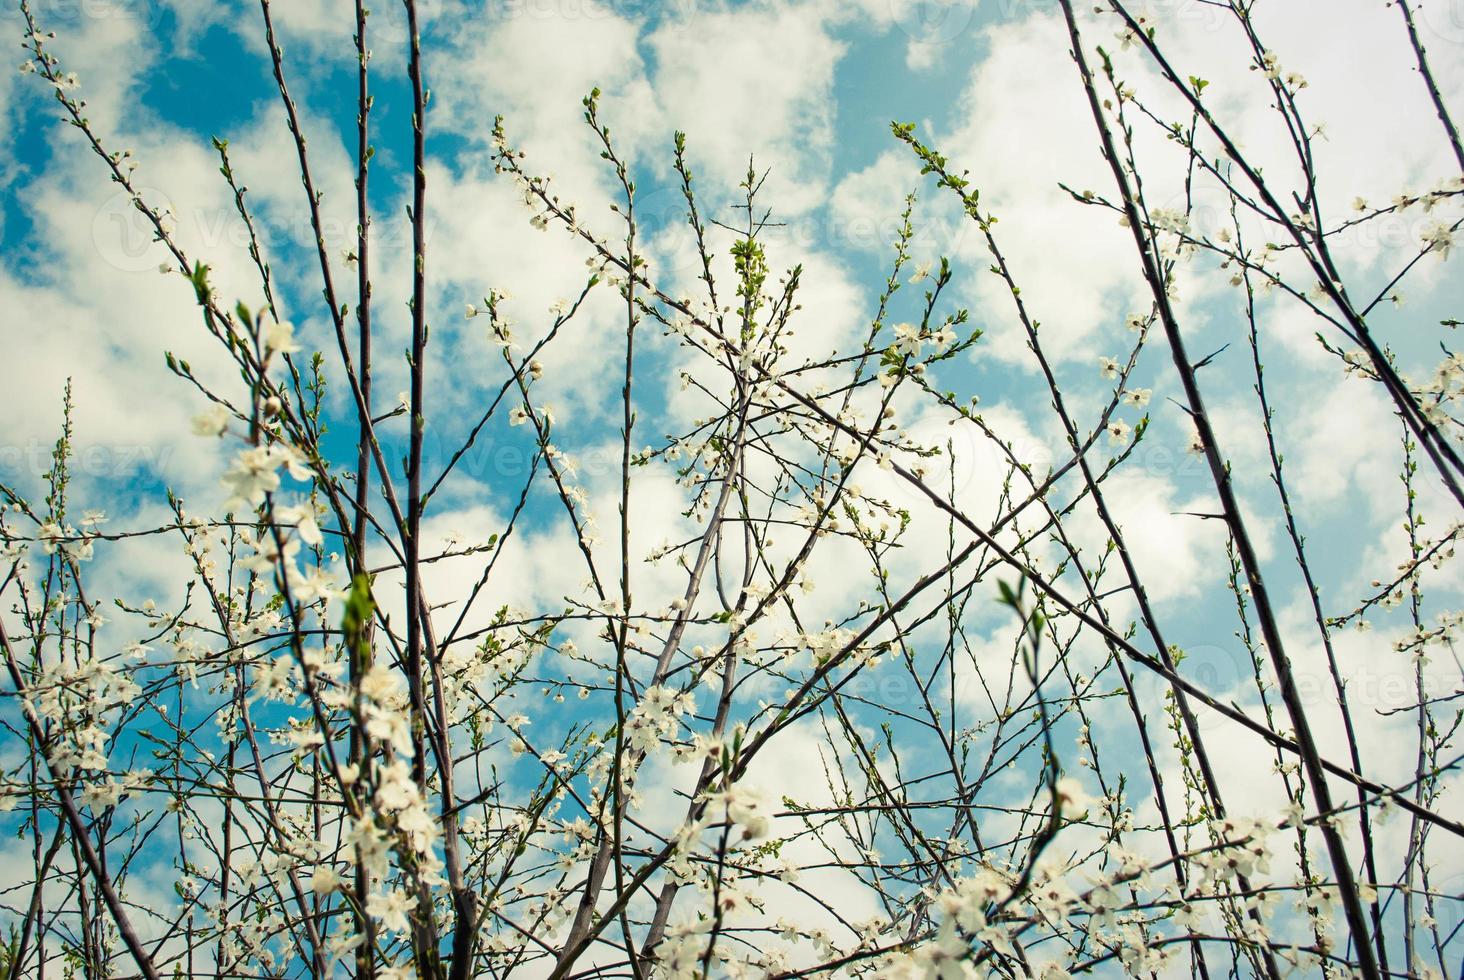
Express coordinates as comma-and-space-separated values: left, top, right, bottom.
646, 2, 847, 216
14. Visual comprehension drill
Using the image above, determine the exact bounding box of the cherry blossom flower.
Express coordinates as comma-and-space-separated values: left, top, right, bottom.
265, 319, 302, 355
308, 866, 341, 895
1423, 222, 1454, 260
1054, 776, 1091, 819
891, 322, 923, 358
367, 888, 413, 933
80, 779, 125, 810
191, 404, 230, 437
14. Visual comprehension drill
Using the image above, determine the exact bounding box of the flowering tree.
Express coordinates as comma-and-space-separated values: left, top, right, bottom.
3, 1, 1462, 978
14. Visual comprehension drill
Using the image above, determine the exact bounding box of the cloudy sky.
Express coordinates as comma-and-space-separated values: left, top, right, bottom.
3, 0, 1464, 973
5, 0, 1459, 688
